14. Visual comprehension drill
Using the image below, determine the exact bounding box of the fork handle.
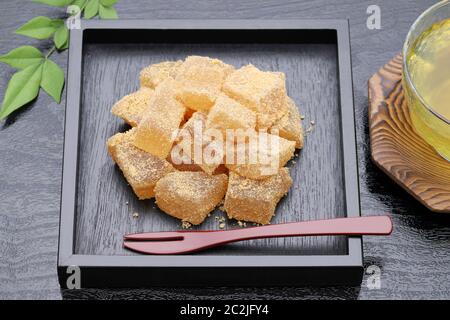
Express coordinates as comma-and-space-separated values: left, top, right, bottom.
205, 216, 392, 243
124, 216, 392, 254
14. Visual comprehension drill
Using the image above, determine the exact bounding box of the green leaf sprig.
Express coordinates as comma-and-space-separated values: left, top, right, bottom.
0, 0, 119, 120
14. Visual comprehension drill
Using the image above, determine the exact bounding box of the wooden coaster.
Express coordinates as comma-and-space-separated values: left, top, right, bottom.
368, 54, 450, 213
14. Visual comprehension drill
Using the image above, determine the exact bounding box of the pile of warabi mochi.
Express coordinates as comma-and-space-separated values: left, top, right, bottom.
108, 56, 304, 226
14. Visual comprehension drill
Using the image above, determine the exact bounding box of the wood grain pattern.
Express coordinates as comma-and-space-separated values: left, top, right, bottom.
369, 54, 450, 213
2, 0, 450, 300
75, 42, 346, 256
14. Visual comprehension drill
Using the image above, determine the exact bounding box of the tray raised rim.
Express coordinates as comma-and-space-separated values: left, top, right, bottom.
58, 19, 362, 286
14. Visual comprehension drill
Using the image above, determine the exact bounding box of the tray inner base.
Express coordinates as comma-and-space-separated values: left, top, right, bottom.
75, 31, 347, 256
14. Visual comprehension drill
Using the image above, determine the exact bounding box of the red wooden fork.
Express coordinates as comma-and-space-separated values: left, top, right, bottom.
123, 216, 392, 255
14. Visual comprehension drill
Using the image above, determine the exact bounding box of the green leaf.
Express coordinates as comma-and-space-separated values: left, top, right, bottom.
100, 0, 117, 6
15, 16, 63, 40
40, 59, 65, 103
59, 34, 70, 50
84, 0, 99, 19
72, 0, 86, 10
0, 63, 43, 119
99, 4, 118, 19
54, 25, 69, 49
32, 0, 74, 6
51, 19, 65, 27
0, 46, 44, 70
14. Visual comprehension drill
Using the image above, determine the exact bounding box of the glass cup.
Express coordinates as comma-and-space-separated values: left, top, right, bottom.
402, 0, 450, 161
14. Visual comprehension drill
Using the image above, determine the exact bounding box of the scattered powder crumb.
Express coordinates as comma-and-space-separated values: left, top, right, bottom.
215, 216, 220, 221
300, 115, 305, 120
182, 221, 192, 229
216, 216, 226, 228
237, 221, 247, 228
125, 201, 129, 205
305, 120, 316, 134
217, 200, 225, 212
132, 212, 139, 219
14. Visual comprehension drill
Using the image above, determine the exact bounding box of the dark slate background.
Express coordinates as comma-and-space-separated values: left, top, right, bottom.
0, 0, 449, 299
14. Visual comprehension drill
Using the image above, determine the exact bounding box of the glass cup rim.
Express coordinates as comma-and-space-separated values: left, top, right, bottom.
402, 0, 450, 126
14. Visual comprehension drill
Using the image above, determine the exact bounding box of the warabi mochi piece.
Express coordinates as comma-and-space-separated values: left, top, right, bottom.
225, 131, 295, 180
168, 162, 203, 172
176, 111, 208, 142
199, 122, 225, 175
155, 171, 228, 225
166, 160, 227, 175
176, 56, 235, 89
269, 97, 304, 149
111, 87, 153, 127
224, 168, 292, 225
168, 163, 228, 175
107, 128, 175, 200
175, 56, 235, 112
213, 164, 229, 175
133, 79, 186, 159
222, 64, 288, 129
200, 163, 222, 175
170, 111, 224, 175
206, 94, 256, 131
182, 107, 196, 124
175, 86, 218, 113
140, 60, 182, 89
199, 136, 224, 175
167, 153, 203, 172
166, 161, 202, 172
168, 112, 206, 172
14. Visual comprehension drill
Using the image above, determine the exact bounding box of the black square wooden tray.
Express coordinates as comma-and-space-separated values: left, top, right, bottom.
58, 19, 361, 288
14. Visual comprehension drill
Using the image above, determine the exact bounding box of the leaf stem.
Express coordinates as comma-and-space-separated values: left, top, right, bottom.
79, 1, 89, 12
42, 1, 96, 61
45, 46, 56, 59
71, 0, 89, 16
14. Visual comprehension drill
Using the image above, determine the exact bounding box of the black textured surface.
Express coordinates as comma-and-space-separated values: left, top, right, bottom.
76, 41, 346, 256
1, 0, 450, 300
56, 20, 362, 288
